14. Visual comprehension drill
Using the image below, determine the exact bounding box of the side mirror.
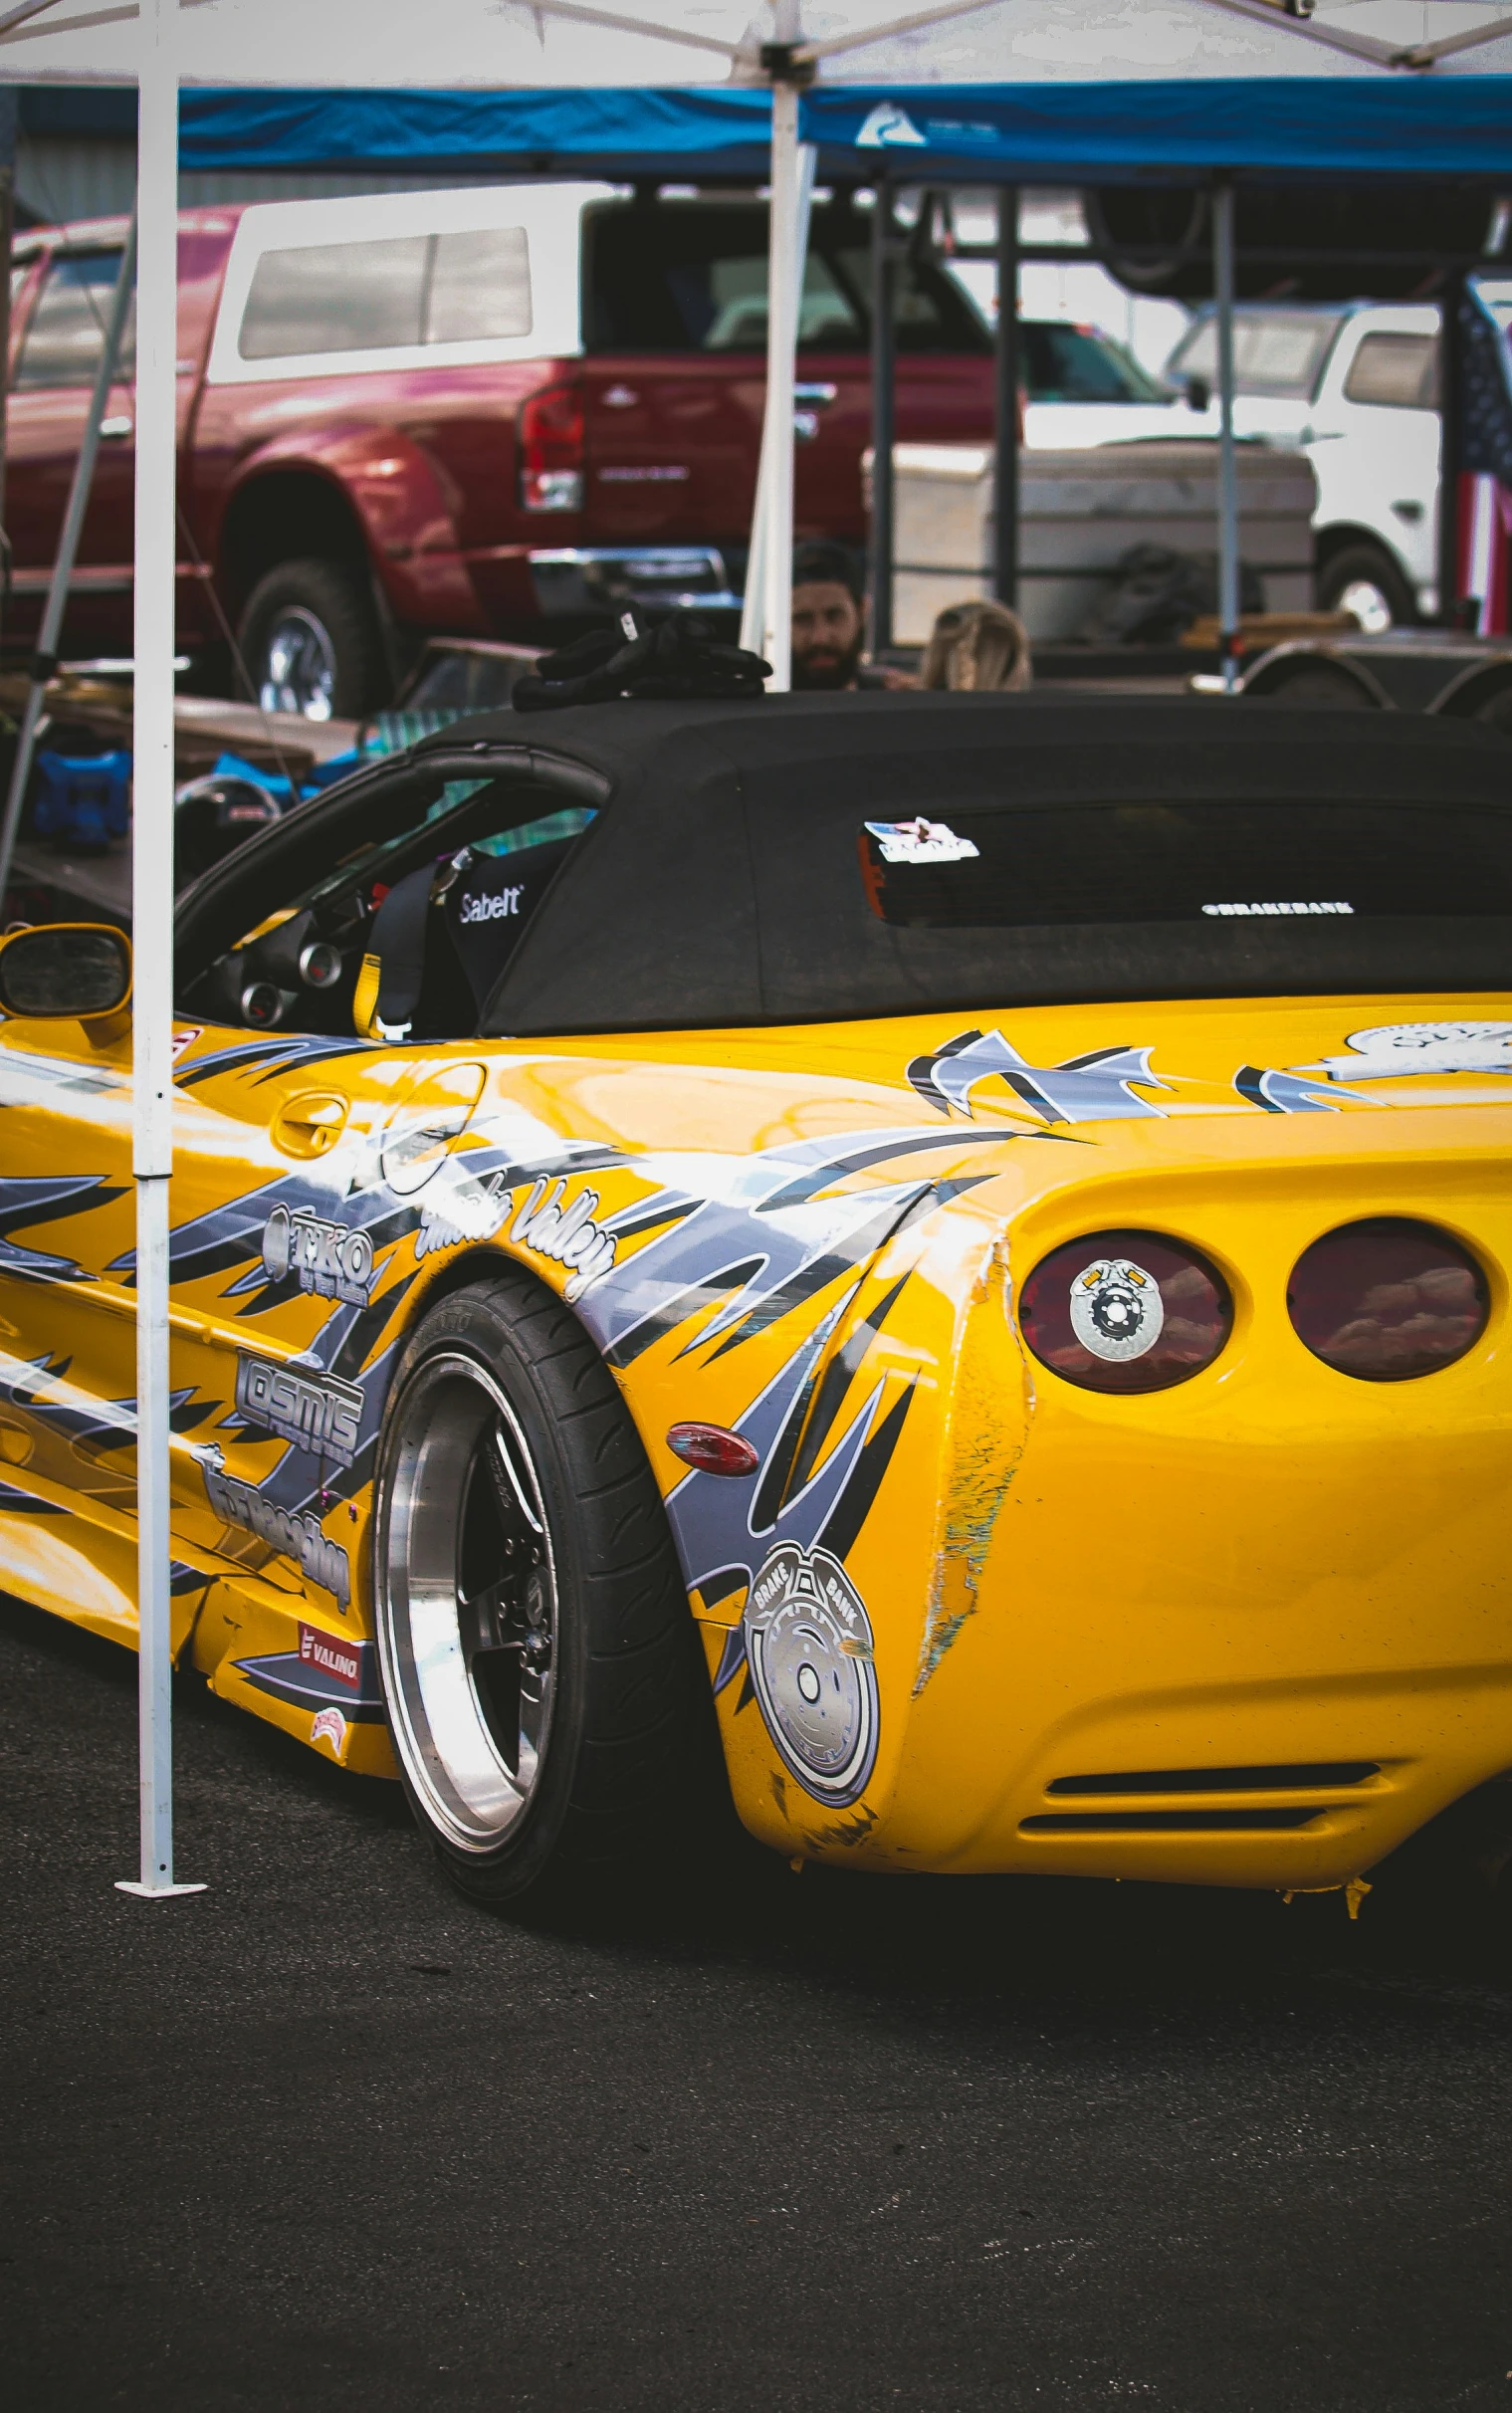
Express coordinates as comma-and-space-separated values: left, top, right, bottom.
0, 923, 132, 1024
1184, 373, 1211, 412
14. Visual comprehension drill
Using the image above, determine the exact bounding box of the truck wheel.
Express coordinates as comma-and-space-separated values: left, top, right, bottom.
237, 557, 388, 721
1319, 545, 1415, 636
372, 1270, 700, 1906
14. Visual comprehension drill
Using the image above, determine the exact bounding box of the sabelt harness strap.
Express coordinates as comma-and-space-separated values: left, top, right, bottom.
355, 860, 435, 1042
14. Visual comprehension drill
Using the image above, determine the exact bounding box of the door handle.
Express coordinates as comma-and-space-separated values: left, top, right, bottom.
271, 1090, 348, 1159
100, 415, 133, 440
794, 382, 837, 406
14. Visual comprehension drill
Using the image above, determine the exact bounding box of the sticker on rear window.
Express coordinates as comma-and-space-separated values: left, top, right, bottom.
865, 817, 979, 866
1201, 900, 1353, 917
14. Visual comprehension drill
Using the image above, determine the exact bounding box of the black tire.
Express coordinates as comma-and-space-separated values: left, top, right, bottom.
1318, 543, 1416, 635
236, 555, 388, 721
372, 1269, 700, 1905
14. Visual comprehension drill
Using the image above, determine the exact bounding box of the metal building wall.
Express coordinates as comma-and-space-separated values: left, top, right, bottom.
17, 133, 495, 230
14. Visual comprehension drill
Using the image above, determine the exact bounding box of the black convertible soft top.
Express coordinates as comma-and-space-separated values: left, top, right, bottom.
406, 694, 1512, 1034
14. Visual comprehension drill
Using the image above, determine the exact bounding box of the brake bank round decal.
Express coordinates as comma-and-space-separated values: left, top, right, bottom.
744, 1543, 879, 1806
1069, 1256, 1164, 1363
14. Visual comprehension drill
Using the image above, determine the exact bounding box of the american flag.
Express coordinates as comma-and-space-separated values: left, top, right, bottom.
1457, 286, 1512, 635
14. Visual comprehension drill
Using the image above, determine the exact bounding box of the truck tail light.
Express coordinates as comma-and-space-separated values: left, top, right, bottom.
519, 381, 584, 513
1287, 1217, 1488, 1381
1018, 1227, 1232, 1394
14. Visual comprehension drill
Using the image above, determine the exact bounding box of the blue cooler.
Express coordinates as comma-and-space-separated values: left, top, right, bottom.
33, 749, 132, 852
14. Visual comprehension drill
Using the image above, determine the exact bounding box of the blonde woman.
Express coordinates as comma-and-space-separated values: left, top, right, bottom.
921, 598, 1032, 693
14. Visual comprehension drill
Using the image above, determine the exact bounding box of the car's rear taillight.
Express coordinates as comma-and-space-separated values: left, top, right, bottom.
519, 381, 584, 513
1287, 1217, 1488, 1381
1018, 1228, 1232, 1394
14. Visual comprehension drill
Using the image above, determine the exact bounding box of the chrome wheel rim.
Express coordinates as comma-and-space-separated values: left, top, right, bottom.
257, 605, 337, 721
1335, 576, 1395, 637
377, 1352, 557, 1854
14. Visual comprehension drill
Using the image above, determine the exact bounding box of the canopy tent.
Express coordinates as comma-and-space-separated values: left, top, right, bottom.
4, 0, 1512, 1900
799, 72, 1512, 179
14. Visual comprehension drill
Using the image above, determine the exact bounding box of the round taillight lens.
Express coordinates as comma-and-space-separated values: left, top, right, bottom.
1287, 1217, 1489, 1381
1018, 1228, 1233, 1394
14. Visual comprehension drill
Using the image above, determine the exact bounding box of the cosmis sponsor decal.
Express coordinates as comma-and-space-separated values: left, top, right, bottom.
204, 1461, 350, 1606
300, 1622, 361, 1691
235, 1353, 363, 1468
744, 1542, 879, 1807
261, 1204, 375, 1305
513, 1177, 617, 1303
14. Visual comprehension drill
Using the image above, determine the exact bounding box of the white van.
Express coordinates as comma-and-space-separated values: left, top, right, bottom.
1167, 303, 1441, 631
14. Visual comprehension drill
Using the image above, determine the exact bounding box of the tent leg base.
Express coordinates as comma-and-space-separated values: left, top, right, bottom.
114, 1879, 208, 1899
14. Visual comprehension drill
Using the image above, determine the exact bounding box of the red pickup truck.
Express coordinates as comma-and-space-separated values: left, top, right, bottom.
5, 183, 1164, 716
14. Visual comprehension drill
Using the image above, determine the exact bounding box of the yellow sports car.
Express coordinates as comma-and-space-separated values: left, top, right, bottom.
1, 691, 1507, 1908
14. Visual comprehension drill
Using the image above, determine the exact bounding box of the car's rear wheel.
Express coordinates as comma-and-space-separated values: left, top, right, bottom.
1318, 543, 1415, 636
237, 556, 388, 721
373, 1270, 697, 1904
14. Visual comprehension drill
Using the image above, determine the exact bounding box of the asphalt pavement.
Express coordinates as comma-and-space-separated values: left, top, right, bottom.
4, 1585, 1511, 2413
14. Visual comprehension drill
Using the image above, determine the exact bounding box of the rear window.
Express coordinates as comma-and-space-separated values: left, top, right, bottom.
860, 800, 1512, 930
583, 201, 988, 354
1171, 312, 1341, 399
1343, 331, 1438, 409
239, 226, 532, 360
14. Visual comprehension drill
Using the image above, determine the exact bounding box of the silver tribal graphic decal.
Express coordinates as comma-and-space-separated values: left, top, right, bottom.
0, 1176, 125, 1283
580, 1126, 1028, 1371
909, 1030, 1170, 1123
172, 1033, 378, 1090
1234, 1065, 1366, 1114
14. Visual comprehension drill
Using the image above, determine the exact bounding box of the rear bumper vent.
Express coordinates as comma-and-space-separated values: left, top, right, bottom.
1046, 1762, 1380, 1797
1021, 1807, 1327, 1834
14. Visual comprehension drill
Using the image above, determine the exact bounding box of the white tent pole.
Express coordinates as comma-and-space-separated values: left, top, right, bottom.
747, 55, 809, 689
741, 120, 814, 671
1212, 176, 1241, 696
0, 219, 134, 912
116, 0, 201, 1902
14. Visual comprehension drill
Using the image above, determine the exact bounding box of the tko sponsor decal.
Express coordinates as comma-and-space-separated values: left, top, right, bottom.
513, 1177, 617, 1303
204, 1462, 350, 1606
299, 1622, 361, 1692
261, 1204, 375, 1304
235, 1354, 363, 1467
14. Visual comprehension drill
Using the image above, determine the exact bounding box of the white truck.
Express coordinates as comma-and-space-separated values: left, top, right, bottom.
1166, 303, 1442, 632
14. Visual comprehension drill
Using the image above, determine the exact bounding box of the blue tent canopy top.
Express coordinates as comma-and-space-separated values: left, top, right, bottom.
174, 74, 1512, 186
